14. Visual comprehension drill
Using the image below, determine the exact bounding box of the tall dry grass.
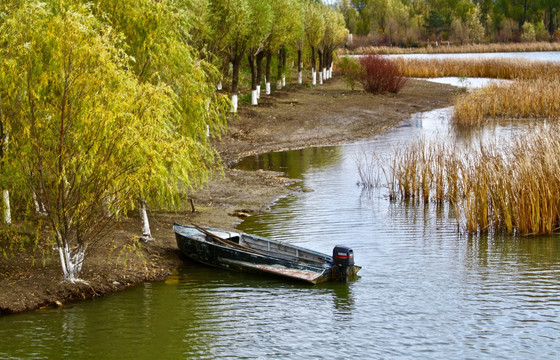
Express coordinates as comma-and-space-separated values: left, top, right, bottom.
453, 77, 560, 126
378, 124, 560, 235
391, 57, 560, 127
393, 57, 560, 80
342, 41, 560, 56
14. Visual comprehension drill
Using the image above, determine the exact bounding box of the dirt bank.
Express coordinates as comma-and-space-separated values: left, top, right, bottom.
0, 76, 457, 314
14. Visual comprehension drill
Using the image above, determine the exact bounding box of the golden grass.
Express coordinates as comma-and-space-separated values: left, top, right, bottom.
342, 41, 560, 55
392, 57, 560, 79
453, 77, 560, 126
382, 125, 560, 235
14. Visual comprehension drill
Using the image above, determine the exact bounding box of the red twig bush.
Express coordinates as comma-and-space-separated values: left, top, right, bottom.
358, 55, 408, 94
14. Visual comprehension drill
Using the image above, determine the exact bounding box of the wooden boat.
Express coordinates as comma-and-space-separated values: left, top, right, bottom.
173, 224, 361, 284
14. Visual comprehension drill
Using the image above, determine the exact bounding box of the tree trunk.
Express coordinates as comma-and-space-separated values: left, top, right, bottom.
2, 190, 10, 225
322, 51, 327, 81
231, 54, 242, 113
33, 192, 47, 215
57, 239, 85, 283
1, 127, 10, 225
318, 49, 323, 85
256, 51, 265, 99
549, 4, 554, 35
248, 53, 258, 106
311, 46, 317, 85
140, 198, 154, 241
297, 49, 303, 84
265, 51, 272, 95
281, 48, 287, 87
276, 48, 283, 90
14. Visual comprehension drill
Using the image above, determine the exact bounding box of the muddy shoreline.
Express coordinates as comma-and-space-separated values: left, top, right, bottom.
0, 76, 457, 314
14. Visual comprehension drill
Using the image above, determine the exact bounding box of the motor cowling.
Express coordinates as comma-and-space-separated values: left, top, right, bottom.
332, 245, 355, 281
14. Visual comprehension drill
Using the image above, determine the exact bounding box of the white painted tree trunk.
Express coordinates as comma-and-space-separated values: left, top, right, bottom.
312, 70, 317, 85
251, 90, 258, 105
217, 82, 222, 91
323, 68, 327, 80
319, 71, 323, 85
3, 189, 11, 225
140, 199, 154, 241
2, 133, 10, 225
58, 241, 85, 283
276, 80, 282, 90
33, 192, 47, 216
266, 82, 271, 95
231, 94, 238, 113
298, 71, 303, 84
257, 86, 261, 99
349, 33, 353, 43
282, 76, 286, 87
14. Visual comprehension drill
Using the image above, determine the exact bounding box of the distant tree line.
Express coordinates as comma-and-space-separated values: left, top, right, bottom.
336, 0, 560, 46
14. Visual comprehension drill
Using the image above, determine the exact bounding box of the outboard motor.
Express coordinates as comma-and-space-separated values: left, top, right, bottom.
332, 245, 355, 282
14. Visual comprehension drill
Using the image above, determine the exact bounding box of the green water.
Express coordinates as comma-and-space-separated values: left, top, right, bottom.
2, 107, 560, 359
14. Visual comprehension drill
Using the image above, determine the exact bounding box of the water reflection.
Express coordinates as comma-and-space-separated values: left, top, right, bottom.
236, 105, 560, 358
236, 146, 342, 179
2, 104, 560, 358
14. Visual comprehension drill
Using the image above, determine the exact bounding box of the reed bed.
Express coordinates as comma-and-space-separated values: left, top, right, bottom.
373, 124, 560, 236
342, 41, 560, 56
453, 77, 560, 126
392, 57, 560, 80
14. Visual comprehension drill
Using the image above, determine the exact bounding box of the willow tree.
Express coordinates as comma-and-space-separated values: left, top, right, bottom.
290, 0, 306, 85
304, 1, 325, 86
320, 8, 349, 81
92, 0, 228, 239
0, 0, 26, 226
246, 0, 273, 106
259, 0, 299, 92
207, 0, 251, 113
0, 2, 150, 281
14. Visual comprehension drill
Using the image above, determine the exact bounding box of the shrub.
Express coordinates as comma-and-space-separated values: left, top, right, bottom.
337, 56, 364, 91
358, 55, 408, 94
554, 29, 560, 41
521, 21, 536, 42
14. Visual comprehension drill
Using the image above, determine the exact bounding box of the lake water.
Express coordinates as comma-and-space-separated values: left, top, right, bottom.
1, 55, 560, 359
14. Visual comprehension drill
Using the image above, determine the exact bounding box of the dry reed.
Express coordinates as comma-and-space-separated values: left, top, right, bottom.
391, 57, 560, 127
393, 57, 560, 80
453, 77, 560, 126
380, 124, 560, 236
342, 41, 560, 56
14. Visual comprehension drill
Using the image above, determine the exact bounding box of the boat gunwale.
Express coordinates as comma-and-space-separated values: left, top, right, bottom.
173, 224, 328, 272
174, 224, 331, 267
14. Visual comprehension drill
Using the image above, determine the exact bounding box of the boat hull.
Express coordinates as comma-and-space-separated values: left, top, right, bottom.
174, 224, 360, 284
